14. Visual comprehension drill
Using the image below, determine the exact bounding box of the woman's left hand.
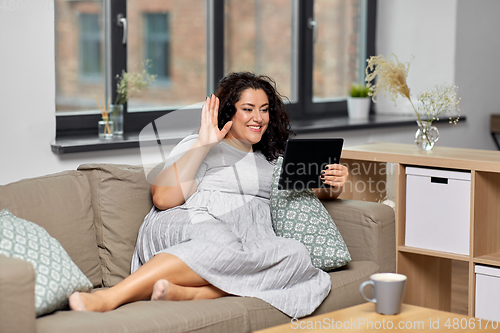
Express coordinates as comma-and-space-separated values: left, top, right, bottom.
320, 164, 349, 188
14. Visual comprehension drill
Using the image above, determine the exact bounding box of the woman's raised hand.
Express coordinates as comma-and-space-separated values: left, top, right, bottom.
198, 94, 233, 148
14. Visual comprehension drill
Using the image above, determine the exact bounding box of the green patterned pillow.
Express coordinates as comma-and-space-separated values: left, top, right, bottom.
0, 209, 93, 317
270, 157, 351, 271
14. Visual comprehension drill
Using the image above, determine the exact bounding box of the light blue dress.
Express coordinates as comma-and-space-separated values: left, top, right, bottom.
131, 134, 331, 318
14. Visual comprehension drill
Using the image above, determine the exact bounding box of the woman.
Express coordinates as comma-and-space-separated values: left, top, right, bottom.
70, 72, 349, 318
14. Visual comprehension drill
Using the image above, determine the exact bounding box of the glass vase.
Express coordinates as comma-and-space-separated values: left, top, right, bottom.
415, 121, 439, 151
110, 104, 124, 136
98, 119, 114, 139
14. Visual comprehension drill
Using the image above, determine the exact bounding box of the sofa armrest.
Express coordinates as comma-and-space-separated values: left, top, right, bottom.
320, 199, 396, 273
0, 255, 36, 333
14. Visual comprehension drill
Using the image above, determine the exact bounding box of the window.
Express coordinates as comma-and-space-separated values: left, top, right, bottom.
79, 13, 102, 79
55, 0, 104, 114
55, 0, 376, 137
313, 0, 366, 101
224, 0, 294, 102
144, 13, 170, 82
127, 2, 206, 113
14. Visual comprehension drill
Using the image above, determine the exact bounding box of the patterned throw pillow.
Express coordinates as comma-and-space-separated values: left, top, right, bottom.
270, 157, 351, 271
0, 209, 93, 317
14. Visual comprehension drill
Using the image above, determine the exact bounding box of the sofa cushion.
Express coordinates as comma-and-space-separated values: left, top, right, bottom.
78, 164, 153, 287
0, 170, 101, 287
270, 157, 351, 271
0, 254, 36, 333
35, 261, 380, 332
36, 297, 252, 333
0, 209, 93, 317
321, 199, 396, 273
312, 260, 380, 316
242, 260, 380, 330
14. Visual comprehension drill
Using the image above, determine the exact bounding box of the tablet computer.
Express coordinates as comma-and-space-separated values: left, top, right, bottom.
278, 138, 344, 190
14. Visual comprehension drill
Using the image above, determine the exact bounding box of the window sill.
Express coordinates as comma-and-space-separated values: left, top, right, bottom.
51, 114, 465, 154
291, 113, 420, 133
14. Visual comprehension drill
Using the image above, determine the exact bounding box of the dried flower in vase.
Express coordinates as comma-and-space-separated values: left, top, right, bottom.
366, 54, 412, 102
417, 83, 460, 125
95, 95, 111, 135
365, 54, 460, 127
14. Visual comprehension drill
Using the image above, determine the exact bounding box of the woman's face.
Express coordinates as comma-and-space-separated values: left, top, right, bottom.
225, 88, 270, 146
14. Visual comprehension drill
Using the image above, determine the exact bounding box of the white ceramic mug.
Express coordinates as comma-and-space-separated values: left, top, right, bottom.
359, 273, 407, 315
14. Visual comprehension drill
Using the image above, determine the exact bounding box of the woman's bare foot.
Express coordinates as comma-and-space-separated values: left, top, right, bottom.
151, 279, 228, 301
151, 279, 196, 301
151, 279, 170, 301
68, 292, 86, 311
151, 280, 194, 301
69, 290, 115, 312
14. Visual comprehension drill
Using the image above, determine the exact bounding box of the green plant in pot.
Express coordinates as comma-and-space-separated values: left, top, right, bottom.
347, 83, 371, 119
349, 83, 371, 98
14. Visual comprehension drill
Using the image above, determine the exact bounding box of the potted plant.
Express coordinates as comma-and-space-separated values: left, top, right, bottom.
347, 83, 371, 119
110, 61, 156, 136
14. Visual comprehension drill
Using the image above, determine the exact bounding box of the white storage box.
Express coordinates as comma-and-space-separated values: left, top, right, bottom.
475, 265, 500, 321
405, 167, 471, 255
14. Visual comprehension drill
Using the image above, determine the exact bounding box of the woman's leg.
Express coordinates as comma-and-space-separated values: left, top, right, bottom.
70, 253, 225, 312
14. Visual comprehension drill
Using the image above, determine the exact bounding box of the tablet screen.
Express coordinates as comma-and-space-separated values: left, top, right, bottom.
278, 138, 344, 190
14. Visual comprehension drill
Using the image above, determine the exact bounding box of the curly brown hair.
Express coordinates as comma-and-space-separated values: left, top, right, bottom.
215, 72, 292, 161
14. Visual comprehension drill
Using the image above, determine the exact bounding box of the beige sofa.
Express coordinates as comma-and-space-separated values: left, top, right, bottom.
0, 163, 395, 333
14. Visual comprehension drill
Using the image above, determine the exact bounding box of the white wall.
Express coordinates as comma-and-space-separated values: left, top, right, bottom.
370, 0, 499, 152
374, 0, 457, 115
1, 0, 499, 185
454, 0, 500, 152
0, 2, 144, 185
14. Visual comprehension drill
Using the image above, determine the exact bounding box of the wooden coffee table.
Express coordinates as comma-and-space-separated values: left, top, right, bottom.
255, 302, 499, 332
